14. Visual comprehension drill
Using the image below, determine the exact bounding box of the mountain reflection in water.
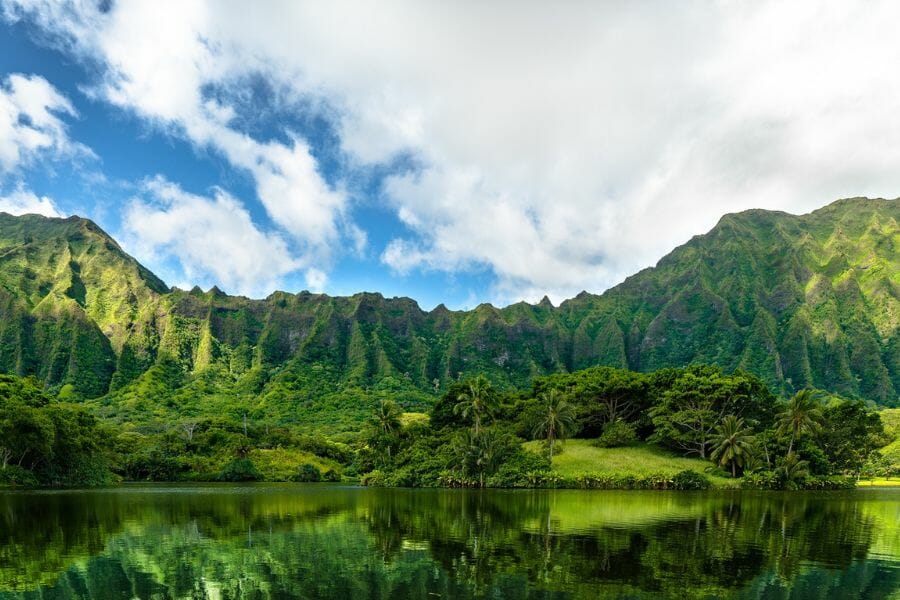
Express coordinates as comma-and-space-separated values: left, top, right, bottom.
1, 485, 899, 599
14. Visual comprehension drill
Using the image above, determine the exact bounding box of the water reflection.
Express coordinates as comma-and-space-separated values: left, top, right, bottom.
1, 485, 898, 598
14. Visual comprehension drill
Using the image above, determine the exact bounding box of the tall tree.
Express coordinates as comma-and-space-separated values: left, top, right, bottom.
711, 415, 755, 477
776, 389, 825, 455
453, 375, 498, 434
369, 399, 403, 462
454, 427, 511, 487
819, 400, 888, 476
531, 389, 577, 462
372, 399, 402, 437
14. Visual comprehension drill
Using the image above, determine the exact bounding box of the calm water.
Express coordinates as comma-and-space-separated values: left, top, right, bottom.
1, 485, 899, 599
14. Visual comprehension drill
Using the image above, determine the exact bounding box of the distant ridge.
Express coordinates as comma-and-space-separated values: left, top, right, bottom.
0, 198, 895, 412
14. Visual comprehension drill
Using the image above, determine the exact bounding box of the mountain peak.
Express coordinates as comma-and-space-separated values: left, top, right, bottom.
0, 200, 894, 405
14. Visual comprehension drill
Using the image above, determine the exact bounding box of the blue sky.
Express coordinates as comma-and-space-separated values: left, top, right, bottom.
2, 2, 900, 309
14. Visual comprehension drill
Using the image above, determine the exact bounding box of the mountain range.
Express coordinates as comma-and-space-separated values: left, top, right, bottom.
0, 197, 895, 430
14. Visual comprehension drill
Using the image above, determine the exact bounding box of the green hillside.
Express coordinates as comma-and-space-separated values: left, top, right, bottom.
0, 197, 895, 432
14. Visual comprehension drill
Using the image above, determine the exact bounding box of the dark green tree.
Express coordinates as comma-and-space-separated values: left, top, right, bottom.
819, 400, 888, 476
453, 427, 512, 487
369, 399, 403, 463
776, 389, 825, 455
453, 375, 498, 434
650, 367, 770, 459
711, 415, 754, 477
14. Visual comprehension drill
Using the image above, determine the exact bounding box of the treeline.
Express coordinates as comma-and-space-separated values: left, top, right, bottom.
358, 365, 894, 489
0, 375, 112, 486
1, 364, 896, 488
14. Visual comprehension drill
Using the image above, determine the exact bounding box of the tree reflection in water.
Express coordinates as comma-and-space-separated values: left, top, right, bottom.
1, 485, 898, 599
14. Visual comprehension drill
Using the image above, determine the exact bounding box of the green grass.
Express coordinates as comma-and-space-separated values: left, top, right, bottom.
857, 477, 900, 487
523, 439, 735, 487
249, 448, 342, 481
882, 409, 900, 437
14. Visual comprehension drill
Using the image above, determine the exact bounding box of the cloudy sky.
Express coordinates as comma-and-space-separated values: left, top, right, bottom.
2, 1, 899, 308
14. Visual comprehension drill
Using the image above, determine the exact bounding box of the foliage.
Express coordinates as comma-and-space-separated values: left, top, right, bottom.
819, 400, 888, 475
775, 389, 826, 454
776, 452, 811, 490
671, 470, 711, 490
530, 389, 577, 460
594, 419, 637, 448
710, 415, 755, 477
296, 463, 322, 482
0, 200, 893, 440
650, 366, 775, 459
452, 427, 517, 487
0, 374, 113, 487
452, 375, 498, 434
217, 458, 262, 482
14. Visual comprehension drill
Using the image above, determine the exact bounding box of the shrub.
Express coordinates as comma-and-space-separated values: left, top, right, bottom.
671, 470, 711, 490
296, 463, 322, 482
740, 470, 780, 490
362, 469, 386, 486
0, 466, 39, 486
741, 470, 855, 490
322, 468, 341, 482
217, 458, 262, 482
594, 420, 637, 448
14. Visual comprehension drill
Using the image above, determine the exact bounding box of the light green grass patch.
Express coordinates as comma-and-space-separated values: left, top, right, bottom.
523, 439, 734, 487
249, 448, 341, 481
857, 477, 900, 487
401, 412, 430, 427
881, 408, 900, 437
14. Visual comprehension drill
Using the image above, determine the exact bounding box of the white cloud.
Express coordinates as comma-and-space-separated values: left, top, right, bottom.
2, 0, 350, 266
121, 177, 300, 297
7, 1, 900, 303
0, 185, 62, 217
0, 72, 86, 174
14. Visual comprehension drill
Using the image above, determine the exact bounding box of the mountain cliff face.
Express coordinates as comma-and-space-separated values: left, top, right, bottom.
0, 198, 896, 414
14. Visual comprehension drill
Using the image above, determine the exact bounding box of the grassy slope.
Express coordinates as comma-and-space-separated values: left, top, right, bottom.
523, 439, 735, 487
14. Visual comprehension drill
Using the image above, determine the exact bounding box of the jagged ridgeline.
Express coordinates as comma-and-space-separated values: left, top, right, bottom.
0, 198, 896, 423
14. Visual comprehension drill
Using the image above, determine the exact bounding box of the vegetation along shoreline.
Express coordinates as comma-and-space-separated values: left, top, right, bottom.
2, 364, 898, 491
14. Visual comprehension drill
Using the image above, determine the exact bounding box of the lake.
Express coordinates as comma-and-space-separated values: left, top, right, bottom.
1, 485, 899, 599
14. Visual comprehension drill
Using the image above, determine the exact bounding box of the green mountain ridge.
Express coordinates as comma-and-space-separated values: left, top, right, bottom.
0, 197, 896, 429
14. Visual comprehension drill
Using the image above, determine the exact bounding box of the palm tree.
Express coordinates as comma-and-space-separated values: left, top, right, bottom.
372, 399, 402, 436
710, 415, 755, 477
371, 399, 402, 462
776, 389, 825, 455
453, 375, 497, 434
531, 389, 577, 462
454, 428, 506, 487
777, 452, 810, 488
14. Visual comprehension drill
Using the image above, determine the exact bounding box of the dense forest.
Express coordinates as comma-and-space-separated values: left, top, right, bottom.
2, 364, 897, 490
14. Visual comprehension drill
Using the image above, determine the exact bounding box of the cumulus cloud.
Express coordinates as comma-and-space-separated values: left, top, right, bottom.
0, 185, 62, 217
2, 1, 350, 265
122, 177, 300, 297
0, 72, 86, 174
7, 1, 900, 303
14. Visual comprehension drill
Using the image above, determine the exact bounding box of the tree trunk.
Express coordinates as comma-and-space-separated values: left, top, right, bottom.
549, 430, 555, 462
732, 461, 736, 478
